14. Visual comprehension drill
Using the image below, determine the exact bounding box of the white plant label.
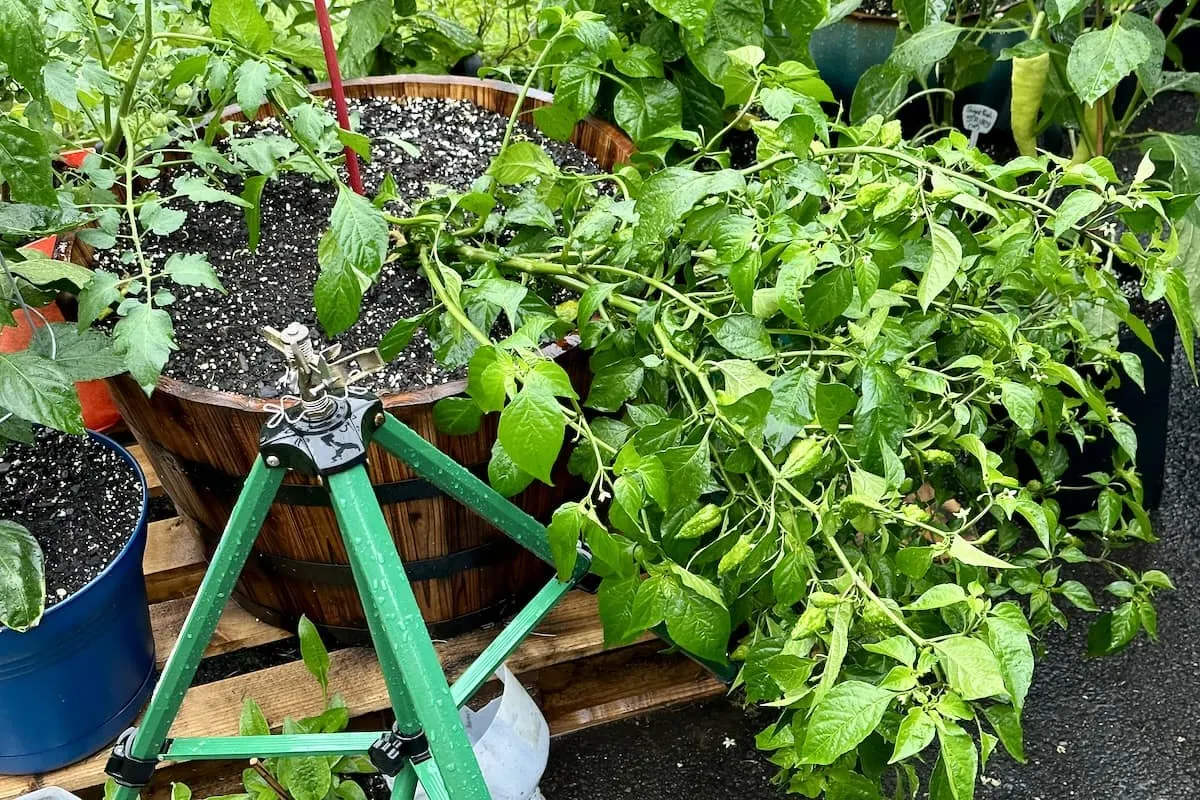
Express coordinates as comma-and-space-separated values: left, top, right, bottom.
962, 104, 999, 148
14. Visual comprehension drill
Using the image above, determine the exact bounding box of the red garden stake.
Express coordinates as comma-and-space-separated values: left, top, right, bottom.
313, 0, 365, 195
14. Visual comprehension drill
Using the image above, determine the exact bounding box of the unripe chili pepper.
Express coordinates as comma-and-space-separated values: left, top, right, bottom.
1011, 51, 1050, 157
1011, 12, 1049, 158
676, 503, 723, 539
782, 438, 824, 479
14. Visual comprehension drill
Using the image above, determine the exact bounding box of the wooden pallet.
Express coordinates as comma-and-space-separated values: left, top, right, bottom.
0, 446, 724, 800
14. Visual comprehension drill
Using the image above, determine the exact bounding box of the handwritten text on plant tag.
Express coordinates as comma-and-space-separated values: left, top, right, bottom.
962, 104, 999, 148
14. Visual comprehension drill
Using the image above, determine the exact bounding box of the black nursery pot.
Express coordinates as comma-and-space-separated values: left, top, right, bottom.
1056, 313, 1175, 516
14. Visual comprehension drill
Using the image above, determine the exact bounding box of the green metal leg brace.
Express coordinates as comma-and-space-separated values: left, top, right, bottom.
328, 465, 489, 799
105, 404, 590, 800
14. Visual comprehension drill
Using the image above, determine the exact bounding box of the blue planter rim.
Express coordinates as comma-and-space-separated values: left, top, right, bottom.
0, 429, 149, 634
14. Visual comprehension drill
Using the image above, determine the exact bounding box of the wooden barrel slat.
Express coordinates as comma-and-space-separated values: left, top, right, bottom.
100, 76, 630, 642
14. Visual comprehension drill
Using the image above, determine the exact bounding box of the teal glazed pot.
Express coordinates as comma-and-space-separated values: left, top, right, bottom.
810, 13, 1026, 132
809, 13, 900, 107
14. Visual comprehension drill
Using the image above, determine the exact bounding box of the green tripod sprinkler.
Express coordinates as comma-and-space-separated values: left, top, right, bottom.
104, 322, 592, 800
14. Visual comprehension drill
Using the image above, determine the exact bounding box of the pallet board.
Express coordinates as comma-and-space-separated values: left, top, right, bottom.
129, 444, 162, 497
1, 449, 725, 800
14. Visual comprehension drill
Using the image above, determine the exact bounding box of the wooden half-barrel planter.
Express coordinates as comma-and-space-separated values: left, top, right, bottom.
101, 75, 634, 644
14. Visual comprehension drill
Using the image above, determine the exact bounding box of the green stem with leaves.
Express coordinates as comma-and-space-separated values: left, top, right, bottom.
498, 10, 567, 154
103, 0, 154, 155
648, 322, 930, 646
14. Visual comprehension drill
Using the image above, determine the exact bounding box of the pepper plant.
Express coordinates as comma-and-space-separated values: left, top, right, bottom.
998, 0, 1198, 162
308, 18, 1191, 792
836, 0, 1026, 127
515, 0, 834, 156
805, 0, 1200, 156
266, 0, 483, 77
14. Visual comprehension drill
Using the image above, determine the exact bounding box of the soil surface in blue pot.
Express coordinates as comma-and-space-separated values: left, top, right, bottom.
0, 427, 141, 605
0, 427, 152, 774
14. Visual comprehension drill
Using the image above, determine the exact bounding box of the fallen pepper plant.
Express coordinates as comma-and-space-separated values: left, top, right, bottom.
299, 33, 1198, 797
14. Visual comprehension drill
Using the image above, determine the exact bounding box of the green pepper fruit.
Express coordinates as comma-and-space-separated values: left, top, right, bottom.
1011, 52, 1050, 157
676, 503, 723, 540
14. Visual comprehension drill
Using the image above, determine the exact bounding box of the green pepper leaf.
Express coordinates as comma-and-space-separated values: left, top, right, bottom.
314, 233, 364, 338
488, 439, 535, 497
805, 268, 853, 328
801, 680, 895, 765
935, 720, 978, 800
1067, 19, 1155, 106
0, 121, 55, 205
662, 574, 730, 663
1053, 190, 1104, 237
708, 314, 773, 360
498, 384, 564, 484
210, 0, 274, 53
854, 364, 908, 480
0, 350, 83, 433
432, 397, 483, 435
983, 703, 1027, 763
917, 222, 962, 310
0, 0, 47, 99
336, 0, 391, 76
890, 21, 962, 75
489, 142, 557, 185
889, 707, 936, 763
614, 78, 683, 145
547, 502, 593, 581
933, 636, 1009, 701
0, 520, 44, 631
646, 0, 715, 37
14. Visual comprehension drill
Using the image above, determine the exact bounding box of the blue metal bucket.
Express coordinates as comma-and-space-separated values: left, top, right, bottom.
0, 431, 156, 774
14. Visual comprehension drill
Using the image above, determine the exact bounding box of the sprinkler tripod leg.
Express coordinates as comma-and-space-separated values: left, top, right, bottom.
105, 459, 286, 798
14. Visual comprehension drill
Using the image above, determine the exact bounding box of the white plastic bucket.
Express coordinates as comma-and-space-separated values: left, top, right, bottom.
402, 665, 550, 800
17, 789, 83, 800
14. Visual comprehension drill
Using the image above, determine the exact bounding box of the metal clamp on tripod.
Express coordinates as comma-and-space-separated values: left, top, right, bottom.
257, 322, 387, 475
105, 323, 592, 800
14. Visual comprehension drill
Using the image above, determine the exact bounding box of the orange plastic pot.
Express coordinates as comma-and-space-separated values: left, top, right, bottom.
2, 235, 122, 431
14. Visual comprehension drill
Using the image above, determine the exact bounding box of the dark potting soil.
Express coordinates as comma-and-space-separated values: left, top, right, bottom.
724, 128, 759, 170
0, 428, 141, 607
93, 97, 598, 397
855, 0, 898, 17
1111, 90, 1199, 182
852, 0, 986, 18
